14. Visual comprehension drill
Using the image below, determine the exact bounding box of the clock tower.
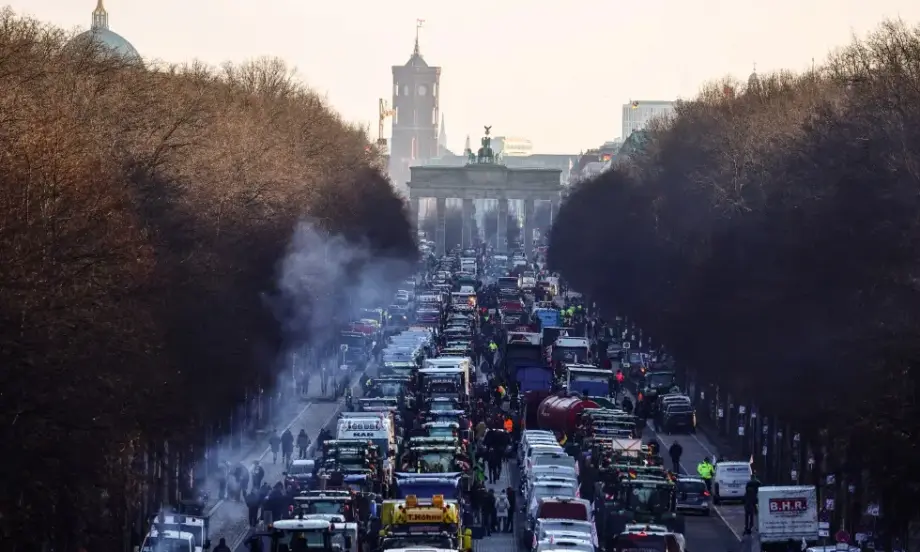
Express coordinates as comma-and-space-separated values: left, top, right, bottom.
389, 27, 441, 189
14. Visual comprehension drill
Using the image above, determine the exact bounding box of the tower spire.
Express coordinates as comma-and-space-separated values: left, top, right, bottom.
414, 19, 425, 56
439, 113, 447, 151
92, 0, 109, 30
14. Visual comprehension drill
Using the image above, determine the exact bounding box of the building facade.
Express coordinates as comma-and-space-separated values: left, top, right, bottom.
389, 37, 441, 192
621, 100, 675, 139
492, 136, 534, 157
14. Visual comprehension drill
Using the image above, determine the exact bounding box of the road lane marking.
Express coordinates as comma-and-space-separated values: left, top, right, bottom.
644, 424, 742, 542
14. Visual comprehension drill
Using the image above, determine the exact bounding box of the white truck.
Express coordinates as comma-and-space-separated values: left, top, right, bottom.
758, 485, 819, 549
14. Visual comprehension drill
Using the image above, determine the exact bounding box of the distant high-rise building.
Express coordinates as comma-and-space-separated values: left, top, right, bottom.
622, 100, 675, 139
389, 29, 441, 191
492, 136, 533, 157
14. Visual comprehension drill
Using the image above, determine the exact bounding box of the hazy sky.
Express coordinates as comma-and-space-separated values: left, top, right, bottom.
7, 0, 919, 153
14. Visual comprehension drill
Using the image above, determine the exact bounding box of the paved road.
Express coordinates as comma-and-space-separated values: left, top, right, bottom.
473, 463, 517, 552
227, 362, 377, 551
621, 389, 745, 551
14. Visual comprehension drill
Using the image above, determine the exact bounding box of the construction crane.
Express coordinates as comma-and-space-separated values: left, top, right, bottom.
378, 98, 395, 150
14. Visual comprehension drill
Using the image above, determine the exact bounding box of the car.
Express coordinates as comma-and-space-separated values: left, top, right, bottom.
533, 537, 593, 552
533, 518, 597, 549
676, 476, 711, 515
612, 528, 686, 552
712, 461, 753, 504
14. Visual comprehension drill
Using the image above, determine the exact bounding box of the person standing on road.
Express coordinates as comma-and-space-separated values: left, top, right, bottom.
268, 430, 281, 464
669, 441, 683, 473
697, 457, 715, 492
216, 461, 228, 500
251, 460, 265, 490
487, 447, 502, 484
281, 428, 294, 466
246, 489, 262, 527
237, 462, 250, 497
297, 429, 311, 459
744, 472, 761, 534
482, 489, 496, 536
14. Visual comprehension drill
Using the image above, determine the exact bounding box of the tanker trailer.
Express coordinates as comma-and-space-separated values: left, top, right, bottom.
536, 395, 599, 436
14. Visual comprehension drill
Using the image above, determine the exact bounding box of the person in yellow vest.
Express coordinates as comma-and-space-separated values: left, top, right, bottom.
697, 457, 715, 492
394, 505, 407, 524
442, 505, 458, 524
462, 528, 472, 551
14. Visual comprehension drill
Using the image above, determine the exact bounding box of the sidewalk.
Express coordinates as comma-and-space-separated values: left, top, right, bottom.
473, 465, 517, 552
218, 362, 378, 550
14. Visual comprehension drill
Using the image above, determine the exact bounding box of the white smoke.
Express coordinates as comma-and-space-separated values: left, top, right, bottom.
277, 220, 414, 349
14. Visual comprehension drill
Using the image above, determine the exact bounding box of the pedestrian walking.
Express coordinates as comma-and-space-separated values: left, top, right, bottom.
668, 441, 683, 473
297, 429, 311, 459
268, 430, 281, 464
495, 490, 510, 532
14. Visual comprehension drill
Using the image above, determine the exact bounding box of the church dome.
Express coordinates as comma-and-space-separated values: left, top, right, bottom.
66, 1, 140, 60
71, 28, 139, 59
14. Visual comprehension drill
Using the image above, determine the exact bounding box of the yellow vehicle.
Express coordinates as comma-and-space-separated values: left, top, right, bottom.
380, 495, 470, 551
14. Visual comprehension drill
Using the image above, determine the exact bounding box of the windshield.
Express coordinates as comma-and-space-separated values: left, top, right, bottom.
554, 347, 588, 363
288, 463, 311, 475
533, 485, 576, 500
628, 485, 671, 511
419, 452, 454, 472
382, 535, 453, 550
155, 526, 202, 546
275, 529, 327, 551
427, 426, 457, 437
677, 480, 707, 493
533, 455, 576, 469
341, 335, 365, 349
430, 400, 459, 411
396, 483, 458, 499
540, 521, 592, 535
362, 399, 395, 409
375, 382, 405, 396
301, 500, 345, 515
645, 373, 674, 387
613, 534, 667, 552
142, 538, 192, 552
538, 502, 588, 521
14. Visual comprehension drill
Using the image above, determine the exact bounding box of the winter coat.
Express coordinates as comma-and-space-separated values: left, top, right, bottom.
495, 495, 510, 517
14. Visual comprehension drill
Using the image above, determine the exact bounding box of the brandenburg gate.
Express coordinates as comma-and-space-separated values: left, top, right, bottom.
406, 127, 563, 256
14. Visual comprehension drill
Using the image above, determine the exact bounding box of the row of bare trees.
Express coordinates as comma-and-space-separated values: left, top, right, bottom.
549, 20, 920, 532
0, 9, 416, 550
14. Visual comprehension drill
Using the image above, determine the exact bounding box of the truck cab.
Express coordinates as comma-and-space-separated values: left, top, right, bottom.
247, 518, 358, 552
142, 530, 196, 552
146, 514, 210, 552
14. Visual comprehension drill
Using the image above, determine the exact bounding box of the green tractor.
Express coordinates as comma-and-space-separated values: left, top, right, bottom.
596, 478, 685, 542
